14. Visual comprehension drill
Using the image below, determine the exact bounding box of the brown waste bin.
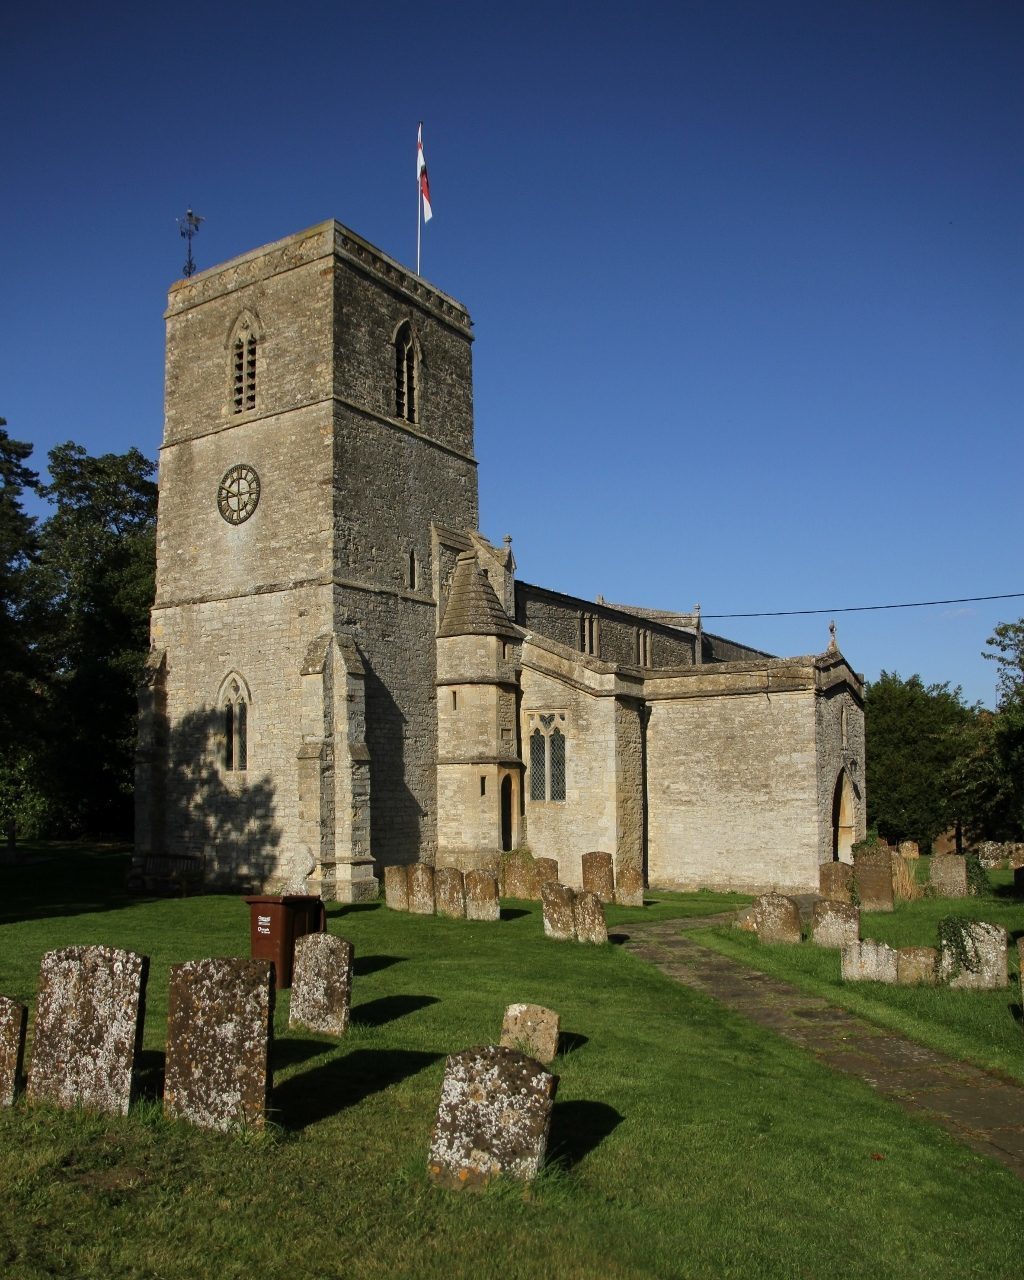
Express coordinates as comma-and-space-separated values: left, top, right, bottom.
243, 894, 326, 989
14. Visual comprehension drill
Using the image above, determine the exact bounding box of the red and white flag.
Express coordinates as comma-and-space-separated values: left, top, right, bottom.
417, 123, 432, 222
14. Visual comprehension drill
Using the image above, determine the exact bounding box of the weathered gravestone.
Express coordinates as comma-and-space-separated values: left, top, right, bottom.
27, 946, 148, 1116
427, 1045, 557, 1188
897, 947, 937, 986
841, 939, 898, 984
541, 882, 576, 941
289, 934, 353, 1037
164, 957, 273, 1132
435, 867, 466, 919
897, 840, 920, 860
1019, 938, 1024, 1007
500, 849, 535, 899
938, 920, 1008, 990
818, 861, 854, 903
811, 900, 859, 949
929, 855, 968, 899
384, 865, 409, 911
581, 851, 615, 904
465, 870, 500, 921
752, 893, 802, 944
407, 864, 436, 915
614, 861, 645, 907
532, 858, 560, 899
0, 996, 27, 1107
853, 850, 894, 912
500, 1003, 560, 1064
573, 890, 608, 945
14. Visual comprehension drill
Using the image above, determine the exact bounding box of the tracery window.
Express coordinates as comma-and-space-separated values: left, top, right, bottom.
528, 714, 567, 803
395, 321, 417, 423
221, 676, 249, 772
232, 329, 257, 413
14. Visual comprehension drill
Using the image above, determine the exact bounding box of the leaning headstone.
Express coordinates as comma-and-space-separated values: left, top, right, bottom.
841, 939, 898, 984
973, 840, 1005, 869
289, 934, 353, 1037
938, 921, 1008, 990
897, 840, 920, 860
435, 867, 467, 919
897, 946, 938, 986
581, 851, 615, 903
811, 900, 859, 949
407, 864, 436, 915
1007, 842, 1024, 870
929, 855, 968, 899
465, 870, 500, 921
819, 862, 854, 903
164, 957, 273, 1132
541, 881, 576, 941
853, 850, 895, 912
752, 893, 802, 944
26, 946, 148, 1116
573, 890, 608, 944
614, 861, 645, 907
427, 1045, 558, 1188
384, 865, 409, 911
532, 858, 560, 899
500, 1004, 560, 1064
0, 997, 27, 1107
500, 849, 535, 899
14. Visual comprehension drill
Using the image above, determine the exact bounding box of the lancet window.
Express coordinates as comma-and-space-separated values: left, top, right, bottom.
395, 321, 417, 423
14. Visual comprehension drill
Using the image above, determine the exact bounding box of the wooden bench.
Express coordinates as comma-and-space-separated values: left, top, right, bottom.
127, 853, 205, 897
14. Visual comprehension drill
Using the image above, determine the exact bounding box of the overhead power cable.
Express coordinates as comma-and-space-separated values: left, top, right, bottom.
702, 592, 1024, 620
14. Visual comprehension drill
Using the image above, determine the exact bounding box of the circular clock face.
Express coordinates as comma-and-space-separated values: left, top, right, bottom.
217, 464, 261, 525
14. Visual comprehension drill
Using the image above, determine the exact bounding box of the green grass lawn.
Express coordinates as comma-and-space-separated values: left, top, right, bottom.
0, 846, 1022, 1280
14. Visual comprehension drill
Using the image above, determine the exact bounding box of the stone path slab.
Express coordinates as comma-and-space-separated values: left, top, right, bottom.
623, 916, 1024, 1179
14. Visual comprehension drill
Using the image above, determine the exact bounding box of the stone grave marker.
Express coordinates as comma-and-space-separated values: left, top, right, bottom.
384, 865, 409, 911
407, 864, 436, 915
164, 957, 274, 1132
0, 996, 27, 1107
465, 870, 500, 921
897, 840, 920, 860
500, 849, 534, 899
811, 900, 859, 949
573, 890, 608, 944
500, 1003, 560, 1064
752, 893, 802, 944
929, 855, 968, 899
841, 939, 898, 984
897, 946, 937, 986
435, 867, 467, 919
26, 946, 148, 1116
853, 850, 895, 912
581, 851, 615, 903
818, 862, 854, 903
427, 1045, 557, 1188
541, 882, 576, 941
614, 861, 645, 907
938, 921, 1008, 990
531, 857, 559, 899
289, 934, 353, 1037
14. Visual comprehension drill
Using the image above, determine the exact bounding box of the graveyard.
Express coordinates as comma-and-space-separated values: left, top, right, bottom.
0, 844, 1023, 1280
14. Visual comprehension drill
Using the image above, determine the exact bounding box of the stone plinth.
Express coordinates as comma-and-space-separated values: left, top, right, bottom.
532, 858, 559, 899
26, 946, 148, 1116
897, 947, 937, 986
811, 901, 859, 949
500, 850, 534, 900
573, 890, 608, 944
752, 893, 802, 945
500, 1004, 560, 1064
435, 867, 466, 919
427, 1046, 557, 1188
0, 997, 27, 1107
841, 939, 897, 984
164, 957, 273, 1132
853, 851, 894, 912
541, 882, 576, 941
465, 870, 500, 921
938, 921, 1008, 989
581, 851, 615, 904
384, 865, 409, 911
289, 934, 353, 1037
614, 862, 645, 907
408, 864, 436, 915
929, 855, 968, 899
819, 862, 854, 903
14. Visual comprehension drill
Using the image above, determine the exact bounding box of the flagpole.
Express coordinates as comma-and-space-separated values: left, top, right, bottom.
416, 121, 422, 276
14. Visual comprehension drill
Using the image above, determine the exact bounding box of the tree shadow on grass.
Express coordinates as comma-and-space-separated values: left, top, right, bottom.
328, 902, 383, 920
353, 954, 405, 977
547, 1100, 624, 1170
499, 907, 531, 921
272, 1047, 441, 1130
274, 1036, 338, 1071
350, 994, 439, 1028
607, 932, 631, 946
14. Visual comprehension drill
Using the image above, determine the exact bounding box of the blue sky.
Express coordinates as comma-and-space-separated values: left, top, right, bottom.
3, 1, 1021, 705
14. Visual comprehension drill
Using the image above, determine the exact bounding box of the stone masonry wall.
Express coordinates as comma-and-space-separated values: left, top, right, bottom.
814, 661, 867, 862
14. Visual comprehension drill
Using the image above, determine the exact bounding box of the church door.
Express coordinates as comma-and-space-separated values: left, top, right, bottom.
831, 770, 855, 863
500, 775, 513, 852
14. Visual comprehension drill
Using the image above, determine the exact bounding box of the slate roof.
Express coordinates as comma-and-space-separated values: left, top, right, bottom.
438, 552, 519, 639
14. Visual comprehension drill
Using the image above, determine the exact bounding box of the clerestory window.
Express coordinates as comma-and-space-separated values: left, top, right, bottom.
395, 321, 417, 423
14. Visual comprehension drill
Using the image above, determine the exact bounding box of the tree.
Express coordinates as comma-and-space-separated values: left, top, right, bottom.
0, 420, 41, 755
983, 618, 1024, 708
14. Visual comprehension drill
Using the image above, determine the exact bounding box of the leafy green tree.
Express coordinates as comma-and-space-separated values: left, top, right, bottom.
0, 420, 41, 757
946, 704, 1024, 843
983, 618, 1024, 708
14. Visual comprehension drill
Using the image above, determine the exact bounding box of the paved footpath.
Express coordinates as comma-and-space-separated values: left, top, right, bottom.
622, 914, 1024, 1179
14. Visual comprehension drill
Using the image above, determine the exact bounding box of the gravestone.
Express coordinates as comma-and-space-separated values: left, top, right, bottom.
500, 850, 534, 899
938, 921, 1008, 990
164, 957, 273, 1132
500, 1003, 560, 1064
929, 855, 968, 899
811, 900, 859, 949
26, 946, 148, 1116
541, 882, 576, 941
573, 890, 608, 944
435, 867, 467, 919
752, 893, 802, 944
897, 946, 937, 986
427, 1045, 557, 1188
818, 862, 854, 903
289, 934, 353, 1037
408, 864, 436, 915
732, 905, 757, 932
614, 861, 645, 907
581, 851, 615, 903
853, 850, 895, 912
465, 870, 500, 921
532, 858, 560, 899
897, 840, 920, 860
1019, 938, 1024, 1007
0, 996, 27, 1107
384, 865, 409, 911
841, 939, 898, 984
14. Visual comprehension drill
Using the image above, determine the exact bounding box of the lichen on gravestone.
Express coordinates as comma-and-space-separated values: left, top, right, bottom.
573, 890, 608, 944
0, 996, 27, 1107
937, 918, 1008, 990
465, 870, 500, 921
811, 900, 859, 949
384, 864, 409, 911
499, 1004, 560, 1064
289, 934, 353, 1037
435, 867, 466, 919
407, 864, 436, 915
752, 893, 802, 945
541, 881, 576, 941
581, 851, 615, 904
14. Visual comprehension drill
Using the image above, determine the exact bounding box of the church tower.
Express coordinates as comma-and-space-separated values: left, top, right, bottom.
137, 221, 478, 898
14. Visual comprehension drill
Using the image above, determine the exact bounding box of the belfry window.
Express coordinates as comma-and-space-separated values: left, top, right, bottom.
232, 331, 257, 413
395, 322, 417, 422
222, 678, 249, 772
528, 715, 567, 803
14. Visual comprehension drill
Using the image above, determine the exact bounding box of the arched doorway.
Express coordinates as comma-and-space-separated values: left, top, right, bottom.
831, 769, 855, 863
500, 775, 514, 852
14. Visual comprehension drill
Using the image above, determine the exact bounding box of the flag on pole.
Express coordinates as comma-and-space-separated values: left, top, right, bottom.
417, 123, 433, 222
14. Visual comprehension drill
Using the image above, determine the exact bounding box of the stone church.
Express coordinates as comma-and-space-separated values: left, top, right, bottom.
135, 219, 866, 901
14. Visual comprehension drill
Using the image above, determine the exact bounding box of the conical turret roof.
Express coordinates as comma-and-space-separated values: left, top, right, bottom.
438, 552, 519, 640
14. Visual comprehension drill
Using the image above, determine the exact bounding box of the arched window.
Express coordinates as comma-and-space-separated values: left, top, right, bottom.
228, 312, 261, 414
530, 729, 546, 801
221, 676, 250, 772
527, 714, 568, 803
395, 321, 417, 423
549, 729, 566, 801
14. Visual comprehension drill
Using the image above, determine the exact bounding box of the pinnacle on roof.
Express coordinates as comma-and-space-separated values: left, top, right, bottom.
438, 552, 519, 640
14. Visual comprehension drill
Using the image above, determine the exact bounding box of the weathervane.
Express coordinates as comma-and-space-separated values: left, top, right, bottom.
177, 207, 205, 278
